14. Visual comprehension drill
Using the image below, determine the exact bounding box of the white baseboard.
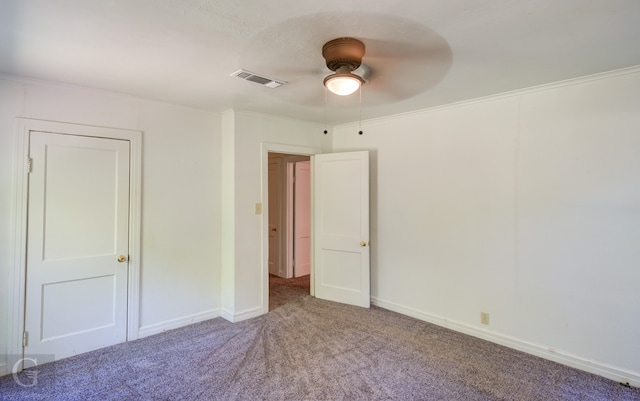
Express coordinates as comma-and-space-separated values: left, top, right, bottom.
220, 308, 233, 322
221, 305, 266, 323
371, 297, 640, 388
0, 362, 7, 377
372, 297, 448, 327
137, 308, 221, 339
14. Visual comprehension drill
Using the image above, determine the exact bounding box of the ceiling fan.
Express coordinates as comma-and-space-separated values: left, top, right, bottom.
235, 12, 452, 113
322, 37, 367, 96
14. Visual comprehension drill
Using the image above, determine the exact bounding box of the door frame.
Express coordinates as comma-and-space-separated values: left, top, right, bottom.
8, 118, 142, 371
261, 143, 322, 313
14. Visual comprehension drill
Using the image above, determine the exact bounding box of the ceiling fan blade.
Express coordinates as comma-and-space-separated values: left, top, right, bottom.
236, 11, 452, 108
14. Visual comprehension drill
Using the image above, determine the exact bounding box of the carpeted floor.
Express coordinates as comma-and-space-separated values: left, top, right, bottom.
1, 276, 638, 400
269, 274, 311, 311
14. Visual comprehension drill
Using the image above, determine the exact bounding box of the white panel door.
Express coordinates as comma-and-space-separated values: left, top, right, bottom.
294, 161, 311, 277
25, 131, 130, 361
313, 151, 370, 307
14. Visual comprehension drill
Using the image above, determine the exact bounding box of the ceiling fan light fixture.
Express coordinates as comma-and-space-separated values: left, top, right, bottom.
324, 72, 364, 96
322, 37, 366, 96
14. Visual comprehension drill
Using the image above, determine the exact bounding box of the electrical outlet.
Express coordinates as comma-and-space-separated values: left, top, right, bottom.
254, 203, 262, 215
480, 312, 490, 325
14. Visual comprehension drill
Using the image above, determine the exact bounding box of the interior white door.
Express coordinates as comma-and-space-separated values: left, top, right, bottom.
294, 161, 311, 277
24, 131, 130, 361
313, 151, 370, 307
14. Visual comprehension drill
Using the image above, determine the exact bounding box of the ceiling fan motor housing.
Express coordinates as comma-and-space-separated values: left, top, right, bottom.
322, 37, 365, 72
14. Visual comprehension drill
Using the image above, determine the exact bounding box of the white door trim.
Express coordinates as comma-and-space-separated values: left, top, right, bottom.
8, 118, 142, 370
261, 143, 322, 314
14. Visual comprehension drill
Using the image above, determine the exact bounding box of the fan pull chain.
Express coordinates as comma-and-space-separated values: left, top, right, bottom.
358, 85, 363, 135
323, 88, 328, 134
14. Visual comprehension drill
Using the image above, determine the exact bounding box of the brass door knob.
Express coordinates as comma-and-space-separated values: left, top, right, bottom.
360, 241, 367, 247
117, 255, 127, 263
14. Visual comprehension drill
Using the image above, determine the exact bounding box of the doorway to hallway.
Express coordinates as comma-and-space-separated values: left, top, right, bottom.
261, 145, 371, 314
268, 152, 311, 310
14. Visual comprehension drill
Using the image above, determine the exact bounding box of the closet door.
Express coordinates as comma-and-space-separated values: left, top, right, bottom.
24, 131, 130, 363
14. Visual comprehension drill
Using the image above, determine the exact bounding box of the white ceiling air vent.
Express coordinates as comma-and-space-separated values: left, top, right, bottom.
230, 69, 287, 88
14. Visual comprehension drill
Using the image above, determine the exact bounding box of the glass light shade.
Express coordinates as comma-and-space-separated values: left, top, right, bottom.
324, 73, 363, 96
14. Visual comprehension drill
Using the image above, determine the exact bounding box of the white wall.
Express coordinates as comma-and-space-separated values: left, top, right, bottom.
0, 77, 222, 372
2, 67, 638, 385
221, 110, 330, 321
332, 68, 640, 385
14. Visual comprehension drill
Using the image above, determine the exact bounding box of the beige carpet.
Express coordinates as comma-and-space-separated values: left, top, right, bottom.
1, 276, 638, 400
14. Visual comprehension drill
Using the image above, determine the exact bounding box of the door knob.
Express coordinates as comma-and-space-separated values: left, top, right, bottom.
117, 255, 127, 263
360, 241, 367, 247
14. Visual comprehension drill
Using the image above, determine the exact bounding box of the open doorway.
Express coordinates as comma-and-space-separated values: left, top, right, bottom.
268, 152, 311, 310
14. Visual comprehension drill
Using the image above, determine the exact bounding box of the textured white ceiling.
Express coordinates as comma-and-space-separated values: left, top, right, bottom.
1, 0, 639, 124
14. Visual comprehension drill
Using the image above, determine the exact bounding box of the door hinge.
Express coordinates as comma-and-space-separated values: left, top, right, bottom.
23, 331, 28, 347
27, 157, 33, 173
